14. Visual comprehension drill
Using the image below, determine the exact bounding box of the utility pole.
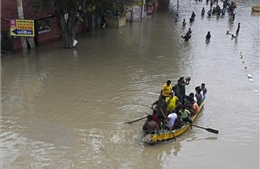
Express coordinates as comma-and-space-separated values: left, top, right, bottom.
16, 0, 28, 56
141, 0, 146, 18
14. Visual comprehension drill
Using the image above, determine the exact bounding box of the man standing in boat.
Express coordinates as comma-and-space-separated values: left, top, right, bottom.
200, 83, 207, 100
173, 77, 190, 105
165, 92, 179, 114
151, 95, 168, 129
161, 80, 172, 100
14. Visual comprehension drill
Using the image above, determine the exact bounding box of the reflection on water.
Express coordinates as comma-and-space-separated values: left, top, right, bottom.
1, 0, 259, 168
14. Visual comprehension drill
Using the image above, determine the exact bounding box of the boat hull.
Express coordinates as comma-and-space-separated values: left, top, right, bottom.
144, 101, 205, 144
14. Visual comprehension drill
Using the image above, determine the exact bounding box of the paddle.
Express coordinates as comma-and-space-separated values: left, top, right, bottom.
125, 116, 147, 124
191, 124, 219, 134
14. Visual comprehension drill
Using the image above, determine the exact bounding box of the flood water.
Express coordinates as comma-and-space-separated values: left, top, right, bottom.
1, 0, 259, 168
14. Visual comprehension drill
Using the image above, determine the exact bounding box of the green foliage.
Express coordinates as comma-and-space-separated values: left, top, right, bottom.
29, 0, 131, 18
28, 0, 53, 10
84, 0, 127, 19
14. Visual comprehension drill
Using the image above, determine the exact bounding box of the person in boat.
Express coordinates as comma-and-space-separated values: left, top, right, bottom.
151, 109, 158, 123
190, 99, 199, 116
189, 92, 197, 103
175, 99, 183, 113
143, 115, 159, 134
179, 106, 192, 127
161, 80, 172, 100
200, 83, 207, 99
195, 86, 203, 105
165, 91, 179, 114
179, 77, 191, 104
173, 112, 184, 130
206, 31, 211, 40
151, 95, 168, 129
165, 112, 177, 130
182, 19, 186, 26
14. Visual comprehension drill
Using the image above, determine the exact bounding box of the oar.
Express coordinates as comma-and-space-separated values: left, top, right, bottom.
191, 124, 219, 134
125, 116, 147, 124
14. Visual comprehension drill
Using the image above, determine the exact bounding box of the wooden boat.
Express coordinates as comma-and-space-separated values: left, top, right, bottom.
252, 6, 260, 12
143, 100, 205, 144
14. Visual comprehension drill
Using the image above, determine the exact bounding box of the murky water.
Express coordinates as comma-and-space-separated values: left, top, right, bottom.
1, 0, 259, 168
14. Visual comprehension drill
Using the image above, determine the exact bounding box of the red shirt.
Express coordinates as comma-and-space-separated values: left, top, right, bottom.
152, 114, 158, 123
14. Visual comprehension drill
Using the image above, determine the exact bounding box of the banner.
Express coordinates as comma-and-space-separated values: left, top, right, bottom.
10, 19, 35, 37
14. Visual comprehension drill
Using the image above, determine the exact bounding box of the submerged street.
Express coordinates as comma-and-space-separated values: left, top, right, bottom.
1, 0, 259, 168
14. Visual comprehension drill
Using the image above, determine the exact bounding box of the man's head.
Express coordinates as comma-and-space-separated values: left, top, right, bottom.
201, 83, 205, 89
179, 77, 185, 83
181, 105, 185, 110
195, 86, 201, 93
147, 115, 153, 121
167, 80, 171, 86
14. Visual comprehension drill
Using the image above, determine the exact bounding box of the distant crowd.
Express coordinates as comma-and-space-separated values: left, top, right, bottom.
175, 0, 240, 42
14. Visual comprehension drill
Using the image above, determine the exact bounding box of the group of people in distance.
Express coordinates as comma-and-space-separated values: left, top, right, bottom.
143, 77, 207, 134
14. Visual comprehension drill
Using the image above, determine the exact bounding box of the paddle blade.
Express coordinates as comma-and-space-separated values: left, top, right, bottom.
206, 128, 219, 134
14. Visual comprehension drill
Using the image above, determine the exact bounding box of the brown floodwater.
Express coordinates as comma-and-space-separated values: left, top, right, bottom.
1, 0, 259, 168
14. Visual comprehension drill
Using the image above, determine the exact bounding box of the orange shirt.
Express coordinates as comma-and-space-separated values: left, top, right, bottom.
192, 102, 199, 114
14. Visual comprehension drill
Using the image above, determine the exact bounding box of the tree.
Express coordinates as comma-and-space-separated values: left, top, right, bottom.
29, 0, 132, 48
56, 0, 88, 48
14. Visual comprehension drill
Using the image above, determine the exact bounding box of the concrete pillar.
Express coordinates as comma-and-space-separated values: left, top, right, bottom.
16, 0, 28, 56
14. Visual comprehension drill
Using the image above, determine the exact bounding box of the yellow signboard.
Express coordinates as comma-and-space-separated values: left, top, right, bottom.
10, 19, 35, 37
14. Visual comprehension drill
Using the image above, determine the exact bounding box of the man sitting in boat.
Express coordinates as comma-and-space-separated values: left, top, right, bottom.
173, 112, 184, 130
165, 112, 177, 130
151, 109, 158, 123
179, 106, 193, 128
190, 99, 199, 116
151, 95, 168, 129
188, 92, 197, 103
143, 115, 159, 135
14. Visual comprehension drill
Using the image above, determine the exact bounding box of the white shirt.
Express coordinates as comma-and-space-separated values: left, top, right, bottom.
194, 96, 197, 103
166, 113, 177, 128
200, 90, 205, 100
